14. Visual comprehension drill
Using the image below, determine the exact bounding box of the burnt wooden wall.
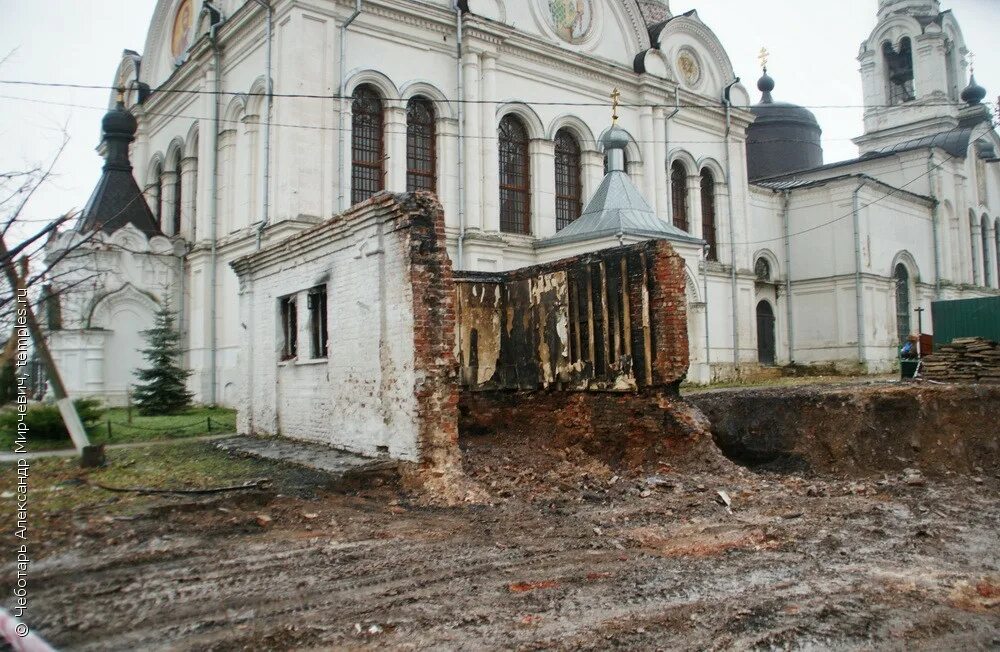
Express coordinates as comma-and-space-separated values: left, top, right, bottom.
455, 240, 689, 392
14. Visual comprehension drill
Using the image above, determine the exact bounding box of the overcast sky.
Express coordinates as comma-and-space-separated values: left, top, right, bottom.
0, 0, 997, 230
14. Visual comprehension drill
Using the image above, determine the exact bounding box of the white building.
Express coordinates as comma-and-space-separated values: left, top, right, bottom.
47, 0, 999, 406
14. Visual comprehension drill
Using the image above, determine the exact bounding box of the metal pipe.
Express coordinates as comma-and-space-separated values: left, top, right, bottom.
781, 189, 794, 363
338, 0, 363, 213
852, 179, 866, 367
455, 2, 465, 270
701, 245, 711, 380
206, 2, 225, 405
722, 78, 740, 371
249, 0, 273, 250
927, 152, 942, 298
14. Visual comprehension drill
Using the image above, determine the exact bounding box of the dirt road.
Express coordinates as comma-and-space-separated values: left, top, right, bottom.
5, 435, 999, 651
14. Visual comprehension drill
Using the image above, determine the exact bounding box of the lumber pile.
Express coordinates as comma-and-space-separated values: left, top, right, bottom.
920, 337, 1000, 383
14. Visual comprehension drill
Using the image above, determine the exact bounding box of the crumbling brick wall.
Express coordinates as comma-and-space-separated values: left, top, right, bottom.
231, 192, 460, 480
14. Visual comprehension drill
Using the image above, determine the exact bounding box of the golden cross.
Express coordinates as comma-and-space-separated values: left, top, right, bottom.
610, 87, 621, 125
116, 87, 125, 104
758, 47, 769, 71
968, 51, 976, 74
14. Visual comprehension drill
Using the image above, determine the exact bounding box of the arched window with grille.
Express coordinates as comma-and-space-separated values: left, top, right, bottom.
172, 150, 183, 236
554, 129, 582, 231
499, 115, 531, 234
894, 263, 911, 343
700, 168, 717, 260
406, 96, 436, 193
151, 162, 163, 229
670, 161, 689, 232
351, 85, 384, 205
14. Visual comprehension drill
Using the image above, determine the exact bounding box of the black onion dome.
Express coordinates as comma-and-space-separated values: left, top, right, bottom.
746, 69, 824, 180
961, 74, 987, 106
102, 100, 138, 139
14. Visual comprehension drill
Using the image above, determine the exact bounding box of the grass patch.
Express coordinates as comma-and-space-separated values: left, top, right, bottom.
0, 405, 237, 452
0, 441, 273, 528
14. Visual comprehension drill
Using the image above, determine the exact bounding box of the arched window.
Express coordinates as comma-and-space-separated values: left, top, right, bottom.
406, 96, 436, 193
151, 162, 163, 228
970, 211, 980, 284
351, 85, 384, 205
983, 215, 992, 287
670, 161, 689, 232
172, 150, 183, 236
498, 115, 530, 234
894, 264, 911, 343
554, 129, 582, 230
884, 37, 915, 105
700, 168, 717, 260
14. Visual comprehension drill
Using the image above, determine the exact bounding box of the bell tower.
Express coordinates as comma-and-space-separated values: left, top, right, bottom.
854, 0, 968, 154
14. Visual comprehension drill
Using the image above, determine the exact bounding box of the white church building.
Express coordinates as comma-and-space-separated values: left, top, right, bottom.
46, 0, 999, 406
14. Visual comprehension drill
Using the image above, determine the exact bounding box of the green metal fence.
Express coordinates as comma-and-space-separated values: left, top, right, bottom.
931, 296, 1000, 346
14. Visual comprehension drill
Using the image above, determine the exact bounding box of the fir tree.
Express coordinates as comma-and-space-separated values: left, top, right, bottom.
132, 303, 193, 415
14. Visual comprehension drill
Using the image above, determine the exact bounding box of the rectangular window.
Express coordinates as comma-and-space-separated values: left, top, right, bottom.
308, 285, 328, 359
279, 295, 297, 361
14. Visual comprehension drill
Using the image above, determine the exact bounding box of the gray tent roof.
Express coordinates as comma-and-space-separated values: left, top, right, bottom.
538, 170, 703, 248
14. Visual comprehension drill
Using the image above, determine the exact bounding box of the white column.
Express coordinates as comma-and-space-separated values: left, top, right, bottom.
971, 219, 982, 285
160, 170, 178, 236
385, 106, 407, 192
687, 174, 703, 239
652, 107, 667, 218
532, 139, 557, 238
581, 150, 603, 203
462, 51, 482, 232
986, 221, 998, 289
180, 156, 198, 240
480, 53, 499, 233
638, 106, 656, 202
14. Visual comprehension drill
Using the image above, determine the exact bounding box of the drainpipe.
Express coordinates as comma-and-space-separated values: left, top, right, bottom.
701, 245, 711, 381
249, 0, 273, 251
927, 153, 942, 299
781, 189, 794, 363
338, 0, 363, 213
852, 178, 867, 367
722, 78, 740, 371
455, 2, 465, 270
205, 2, 225, 405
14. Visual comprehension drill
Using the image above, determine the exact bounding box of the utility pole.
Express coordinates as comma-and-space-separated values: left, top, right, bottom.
0, 235, 103, 467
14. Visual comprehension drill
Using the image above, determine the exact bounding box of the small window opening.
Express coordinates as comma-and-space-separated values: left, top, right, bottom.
280, 295, 298, 361
308, 285, 329, 359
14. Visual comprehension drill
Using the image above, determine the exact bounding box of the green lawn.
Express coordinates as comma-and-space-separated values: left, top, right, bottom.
0, 405, 237, 452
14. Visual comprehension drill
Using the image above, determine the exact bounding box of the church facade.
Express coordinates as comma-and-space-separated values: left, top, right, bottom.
46, 0, 999, 406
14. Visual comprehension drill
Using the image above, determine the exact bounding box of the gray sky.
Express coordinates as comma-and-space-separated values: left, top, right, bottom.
0, 0, 997, 230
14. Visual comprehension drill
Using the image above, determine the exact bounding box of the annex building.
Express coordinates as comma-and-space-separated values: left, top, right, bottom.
46, 0, 999, 408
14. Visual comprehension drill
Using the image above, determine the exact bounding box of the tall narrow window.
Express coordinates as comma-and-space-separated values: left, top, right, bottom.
894, 264, 911, 343
152, 162, 164, 229
970, 211, 980, 284
499, 115, 531, 234
700, 168, 717, 260
406, 96, 436, 193
983, 216, 992, 287
351, 85, 384, 205
308, 285, 328, 359
280, 295, 297, 361
670, 161, 689, 232
172, 150, 183, 236
554, 129, 582, 231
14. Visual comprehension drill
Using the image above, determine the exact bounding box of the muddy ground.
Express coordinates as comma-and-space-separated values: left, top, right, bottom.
3, 424, 999, 651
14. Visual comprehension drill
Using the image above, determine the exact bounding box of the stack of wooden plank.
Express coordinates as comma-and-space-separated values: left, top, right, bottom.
920, 337, 1000, 383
